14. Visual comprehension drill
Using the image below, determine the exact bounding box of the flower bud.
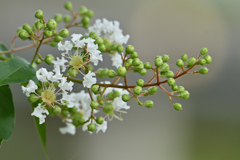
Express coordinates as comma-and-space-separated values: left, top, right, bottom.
89, 32, 98, 39
86, 10, 94, 18
117, 45, 124, 53
143, 90, 149, 96
130, 52, 138, 59
96, 117, 104, 124
112, 91, 121, 98
35, 10, 44, 19
98, 44, 106, 52
53, 35, 63, 42
165, 71, 174, 78
122, 94, 131, 102
148, 86, 158, 95
52, 30, 57, 35
132, 58, 141, 66
181, 54, 188, 61
50, 40, 57, 47
126, 45, 135, 54
138, 102, 144, 106
133, 86, 142, 95
179, 91, 190, 99
68, 106, 78, 114
136, 79, 144, 87
54, 13, 63, 23
172, 85, 178, 91
59, 28, 69, 38
53, 106, 61, 115
117, 66, 127, 77
22, 24, 32, 34
28, 93, 39, 103
94, 37, 103, 45
203, 55, 212, 64
90, 101, 99, 109
64, 15, 71, 23
144, 62, 152, 69
61, 110, 68, 117
160, 63, 169, 72
19, 30, 29, 40
173, 103, 182, 111
72, 117, 85, 127
88, 123, 96, 132
47, 19, 57, 30
198, 67, 209, 75
68, 68, 78, 77
162, 54, 170, 62
44, 30, 52, 38
198, 59, 206, 66
34, 20, 44, 30
36, 59, 41, 64
103, 103, 114, 114
64, 1, 72, 10
32, 24, 37, 32
81, 16, 90, 25
176, 59, 184, 67
44, 54, 55, 65
167, 78, 176, 86
107, 69, 117, 78
145, 100, 154, 108
91, 85, 99, 94
139, 68, 147, 75
187, 57, 196, 67
177, 86, 185, 93
200, 47, 208, 55
110, 43, 119, 51
155, 58, 163, 67
79, 6, 88, 15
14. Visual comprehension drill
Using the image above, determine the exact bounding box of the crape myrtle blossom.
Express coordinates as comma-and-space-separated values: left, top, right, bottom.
111, 52, 123, 68
22, 80, 38, 97
83, 71, 97, 88
31, 104, 49, 124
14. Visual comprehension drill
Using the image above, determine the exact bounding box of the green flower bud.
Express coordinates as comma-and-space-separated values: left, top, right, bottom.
126, 59, 133, 65
35, 10, 44, 19
155, 58, 163, 67
160, 63, 170, 72
199, 67, 209, 75
155, 55, 162, 59
90, 101, 99, 109
68, 68, 78, 77
103, 103, 114, 114
133, 86, 142, 95
97, 44, 106, 52
179, 91, 190, 99
112, 91, 121, 98
101, 68, 108, 77
143, 90, 149, 96
47, 19, 57, 30
104, 40, 112, 48
50, 40, 57, 47
198, 59, 206, 66
172, 85, 178, 91
82, 16, 90, 25
68, 106, 78, 114
52, 30, 57, 35
72, 117, 85, 127
117, 66, 127, 77
200, 47, 208, 55
85, 10, 94, 18
88, 123, 96, 132
91, 85, 99, 94
117, 45, 124, 53
44, 30, 52, 38
138, 102, 144, 106
61, 110, 68, 117
136, 79, 144, 87
181, 54, 188, 61
53, 106, 61, 115
34, 20, 44, 30
22, 24, 32, 34
176, 59, 184, 67
110, 43, 119, 51
96, 117, 104, 124
83, 24, 90, 29
187, 57, 196, 67
54, 13, 63, 23
17, 27, 23, 35
97, 95, 101, 101
203, 55, 212, 64
122, 94, 131, 102
64, 1, 72, 10
106, 92, 113, 100
54, 82, 59, 88
145, 100, 154, 108
167, 78, 176, 86
139, 68, 147, 75
28, 93, 39, 103
148, 86, 158, 95
32, 24, 37, 32
79, 6, 88, 15
89, 32, 98, 39
53, 35, 63, 42
130, 52, 138, 59
99, 101, 104, 105
165, 71, 174, 78
44, 54, 55, 65
64, 15, 71, 23
94, 37, 103, 45
132, 58, 141, 66
59, 28, 69, 38
126, 45, 135, 54
177, 86, 185, 93
19, 30, 29, 40
36, 59, 41, 64
173, 103, 182, 111
107, 69, 117, 78
144, 62, 152, 69
162, 54, 170, 62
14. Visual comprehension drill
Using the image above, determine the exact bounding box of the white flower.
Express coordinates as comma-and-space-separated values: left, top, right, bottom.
52, 57, 68, 72
111, 52, 122, 68
58, 41, 73, 53
112, 97, 130, 110
96, 121, 107, 133
59, 77, 74, 92
21, 80, 38, 97
59, 123, 76, 135
36, 68, 53, 82
71, 33, 83, 43
31, 104, 49, 124
83, 71, 97, 88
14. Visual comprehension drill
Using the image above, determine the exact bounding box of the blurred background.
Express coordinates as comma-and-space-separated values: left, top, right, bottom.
0, 0, 239, 159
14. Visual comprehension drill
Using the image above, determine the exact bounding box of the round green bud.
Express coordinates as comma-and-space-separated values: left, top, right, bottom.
122, 94, 131, 102
162, 54, 170, 62
89, 32, 98, 39
68, 106, 78, 114
133, 86, 142, 95
136, 79, 144, 87
44, 54, 55, 65
88, 65, 93, 72
79, 6, 88, 15
96, 117, 104, 124
64, 15, 71, 23
177, 86, 185, 93
22, 24, 32, 34
53, 35, 63, 42
17, 27, 23, 35
126, 59, 133, 65
132, 58, 141, 66
99, 101, 104, 105
148, 86, 158, 95
155, 58, 163, 67
35, 10, 44, 19
143, 90, 149, 96
134, 62, 143, 71
144, 62, 152, 69
160, 63, 170, 72
32, 24, 37, 32
54, 13, 63, 23
101, 68, 108, 77
181, 54, 188, 61
145, 100, 154, 108
86, 10, 94, 18
117, 66, 127, 77
139, 69, 147, 76
19, 30, 29, 40
199, 67, 209, 75
94, 37, 103, 45
112, 91, 121, 98
52, 30, 57, 35
180, 90, 190, 99
106, 92, 113, 100
203, 55, 212, 64
28, 93, 38, 103
34, 20, 44, 30
44, 30, 52, 38
59, 28, 69, 38
96, 69, 104, 78
107, 69, 117, 78
90, 101, 99, 109
187, 57, 197, 67
47, 19, 57, 30
130, 52, 138, 59
68, 68, 78, 77
167, 78, 176, 86
200, 47, 208, 55
104, 40, 112, 48
155, 55, 162, 59
97, 95, 101, 101
53, 106, 61, 115
64, 1, 72, 10
176, 59, 184, 67
61, 110, 68, 117
88, 123, 96, 132
198, 59, 206, 66
103, 103, 114, 114
72, 117, 85, 127
98, 44, 106, 52
110, 43, 119, 51
91, 85, 99, 94
172, 85, 178, 91
36, 59, 41, 64
126, 45, 135, 54
117, 45, 124, 53
50, 40, 57, 47
82, 16, 90, 25
138, 102, 144, 106
173, 103, 182, 111
165, 71, 174, 78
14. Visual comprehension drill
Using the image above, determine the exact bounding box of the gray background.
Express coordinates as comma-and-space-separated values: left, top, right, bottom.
0, 0, 239, 160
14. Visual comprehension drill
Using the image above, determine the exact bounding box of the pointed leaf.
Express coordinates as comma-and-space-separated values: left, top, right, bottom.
0, 43, 12, 58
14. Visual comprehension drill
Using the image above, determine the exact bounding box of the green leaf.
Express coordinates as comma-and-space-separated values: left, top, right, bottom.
0, 85, 15, 146
0, 43, 12, 59
0, 56, 38, 86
